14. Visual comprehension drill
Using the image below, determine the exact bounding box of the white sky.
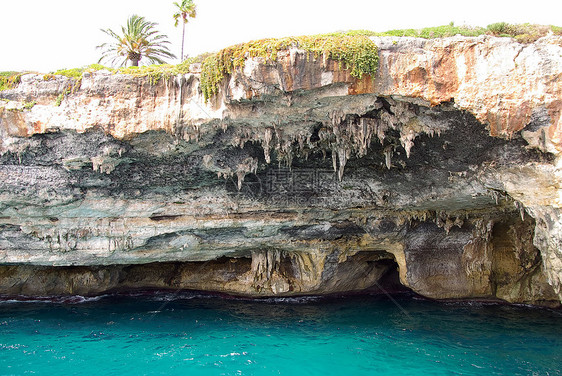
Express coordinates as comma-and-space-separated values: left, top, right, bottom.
0, 0, 558, 72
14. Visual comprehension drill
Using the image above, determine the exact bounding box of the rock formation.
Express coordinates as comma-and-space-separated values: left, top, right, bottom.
1, 34, 561, 306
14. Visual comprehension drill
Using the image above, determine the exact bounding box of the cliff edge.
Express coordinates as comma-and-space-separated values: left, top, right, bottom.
1, 34, 561, 306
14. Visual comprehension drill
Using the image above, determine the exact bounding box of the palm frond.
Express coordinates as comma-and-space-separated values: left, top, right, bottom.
173, 0, 197, 26
97, 15, 176, 67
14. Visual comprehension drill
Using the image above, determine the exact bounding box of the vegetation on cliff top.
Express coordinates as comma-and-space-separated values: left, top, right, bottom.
0, 71, 22, 91
368, 23, 487, 38
369, 22, 562, 43
485, 22, 562, 43
1, 23, 560, 95
199, 33, 379, 101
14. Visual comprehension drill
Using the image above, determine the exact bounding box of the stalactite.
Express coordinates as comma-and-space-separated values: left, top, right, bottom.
250, 249, 288, 293
330, 109, 345, 128
236, 157, 258, 191
231, 100, 451, 182
232, 128, 253, 149
400, 129, 416, 159
514, 201, 525, 221
337, 146, 350, 181
352, 117, 375, 158
263, 127, 273, 164
297, 133, 305, 151
202, 154, 212, 169
384, 145, 393, 170
91, 156, 119, 174
277, 139, 293, 168
443, 217, 465, 234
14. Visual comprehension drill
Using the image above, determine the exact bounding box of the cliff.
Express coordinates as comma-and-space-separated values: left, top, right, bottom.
1, 34, 561, 306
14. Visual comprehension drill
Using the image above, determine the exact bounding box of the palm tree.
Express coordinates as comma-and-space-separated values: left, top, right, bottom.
173, 0, 197, 62
97, 15, 176, 67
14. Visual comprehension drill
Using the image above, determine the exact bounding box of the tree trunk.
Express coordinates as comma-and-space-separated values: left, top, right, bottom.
128, 52, 141, 67
181, 23, 186, 62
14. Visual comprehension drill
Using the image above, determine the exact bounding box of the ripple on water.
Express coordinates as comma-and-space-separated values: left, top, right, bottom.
0, 293, 560, 375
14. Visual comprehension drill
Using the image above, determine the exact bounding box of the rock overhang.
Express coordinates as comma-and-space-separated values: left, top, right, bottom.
0, 34, 561, 305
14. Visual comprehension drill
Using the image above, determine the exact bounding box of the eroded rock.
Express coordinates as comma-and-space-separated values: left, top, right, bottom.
0, 35, 561, 306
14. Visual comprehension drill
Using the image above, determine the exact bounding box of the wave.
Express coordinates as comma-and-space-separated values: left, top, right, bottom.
0, 294, 108, 304
0, 289, 417, 306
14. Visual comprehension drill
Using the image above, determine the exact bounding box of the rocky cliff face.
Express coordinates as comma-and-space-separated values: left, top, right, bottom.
1, 35, 561, 306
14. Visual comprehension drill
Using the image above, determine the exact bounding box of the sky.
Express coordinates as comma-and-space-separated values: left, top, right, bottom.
0, 0, 559, 73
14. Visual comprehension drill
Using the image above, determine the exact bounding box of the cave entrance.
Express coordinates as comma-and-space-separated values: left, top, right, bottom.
336, 251, 411, 295
365, 257, 411, 295
366, 258, 408, 294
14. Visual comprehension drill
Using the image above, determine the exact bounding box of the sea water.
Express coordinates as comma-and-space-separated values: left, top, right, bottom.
0, 291, 560, 375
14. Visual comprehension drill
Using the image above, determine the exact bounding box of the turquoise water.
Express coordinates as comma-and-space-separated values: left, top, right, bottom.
0, 292, 560, 375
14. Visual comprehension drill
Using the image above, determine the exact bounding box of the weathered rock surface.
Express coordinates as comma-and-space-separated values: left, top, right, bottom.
0, 35, 561, 306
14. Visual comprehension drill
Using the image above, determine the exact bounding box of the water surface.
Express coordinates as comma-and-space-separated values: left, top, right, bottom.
0, 292, 560, 375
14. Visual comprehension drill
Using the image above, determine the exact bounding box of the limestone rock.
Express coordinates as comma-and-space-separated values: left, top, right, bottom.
0, 35, 561, 306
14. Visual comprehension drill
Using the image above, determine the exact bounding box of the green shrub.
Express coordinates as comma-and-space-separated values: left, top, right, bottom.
200, 33, 379, 101
0, 72, 22, 91
55, 93, 65, 107
117, 64, 178, 85
373, 23, 560, 42
487, 22, 514, 35
375, 24, 487, 38
84, 63, 110, 71
22, 100, 36, 110
52, 67, 84, 79
487, 23, 556, 42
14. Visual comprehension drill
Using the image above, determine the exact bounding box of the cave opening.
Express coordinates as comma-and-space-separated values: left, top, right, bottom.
331, 251, 412, 296
365, 258, 411, 295
0, 253, 413, 299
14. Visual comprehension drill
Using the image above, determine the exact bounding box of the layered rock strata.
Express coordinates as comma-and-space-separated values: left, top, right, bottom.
1, 35, 561, 306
